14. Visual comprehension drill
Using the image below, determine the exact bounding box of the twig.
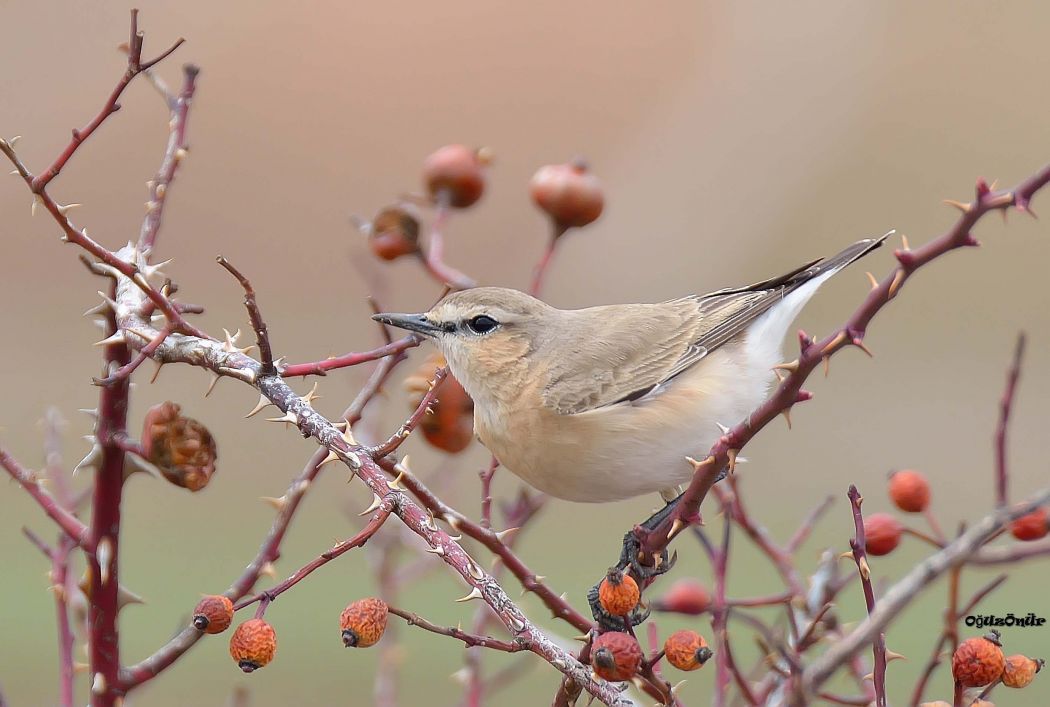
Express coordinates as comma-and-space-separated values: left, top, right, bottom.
388, 606, 527, 652
93, 325, 174, 386
786, 494, 836, 553
279, 336, 420, 378
217, 256, 275, 373
29, 9, 184, 193
235, 501, 394, 610
0, 449, 89, 547
846, 485, 888, 707
994, 333, 1026, 507
139, 64, 197, 253
419, 199, 475, 290
368, 368, 447, 458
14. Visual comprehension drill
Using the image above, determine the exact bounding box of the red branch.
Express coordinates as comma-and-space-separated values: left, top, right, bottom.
368, 368, 448, 458
30, 9, 184, 193
388, 606, 527, 652
0, 449, 89, 547
994, 333, 1025, 507
846, 485, 887, 707
279, 335, 420, 378
235, 500, 393, 610
639, 165, 1050, 562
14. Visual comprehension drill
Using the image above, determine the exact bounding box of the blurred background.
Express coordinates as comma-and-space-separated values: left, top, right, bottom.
2, 1, 1048, 704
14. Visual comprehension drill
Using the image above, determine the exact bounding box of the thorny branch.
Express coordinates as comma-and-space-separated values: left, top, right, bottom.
637, 166, 1050, 561
846, 485, 888, 707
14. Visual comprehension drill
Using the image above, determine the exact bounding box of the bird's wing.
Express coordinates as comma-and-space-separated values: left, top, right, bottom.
543, 237, 886, 414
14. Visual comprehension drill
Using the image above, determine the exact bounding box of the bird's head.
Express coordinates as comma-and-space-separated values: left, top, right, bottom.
373, 287, 553, 404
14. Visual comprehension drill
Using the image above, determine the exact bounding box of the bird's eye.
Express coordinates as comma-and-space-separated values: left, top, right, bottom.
465, 315, 499, 335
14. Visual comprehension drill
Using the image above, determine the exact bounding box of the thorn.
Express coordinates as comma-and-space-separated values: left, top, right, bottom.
57, 202, 82, 216
666, 517, 686, 540
822, 356, 831, 378
858, 556, 871, 581
425, 545, 445, 556
358, 492, 384, 517
93, 331, 127, 347
174, 147, 188, 161
92, 672, 106, 695
6, 135, 22, 147
838, 551, 854, 561
31, 195, 43, 216
495, 527, 520, 543
865, 271, 879, 291
715, 422, 730, 435
204, 373, 221, 397
772, 359, 799, 374
265, 410, 298, 425
781, 408, 792, 430
97, 538, 113, 585
73, 444, 102, 476
259, 561, 278, 579
244, 395, 273, 418
78, 408, 99, 419
862, 672, 874, 682
118, 584, 146, 609
726, 449, 739, 473
260, 495, 287, 512
852, 337, 874, 358
888, 269, 906, 298
822, 331, 848, 356
221, 328, 254, 356
670, 680, 688, 695
943, 198, 972, 214
299, 382, 321, 406
772, 368, 786, 383
455, 586, 484, 603
319, 449, 340, 467
885, 649, 907, 663
387, 468, 405, 491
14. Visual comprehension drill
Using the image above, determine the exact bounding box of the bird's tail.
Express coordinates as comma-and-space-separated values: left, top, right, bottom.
745, 231, 892, 365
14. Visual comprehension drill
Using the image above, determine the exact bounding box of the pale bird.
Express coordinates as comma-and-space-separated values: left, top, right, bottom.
375, 236, 886, 504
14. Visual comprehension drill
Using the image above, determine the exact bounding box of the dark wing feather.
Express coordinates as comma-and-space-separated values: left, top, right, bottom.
578, 236, 887, 411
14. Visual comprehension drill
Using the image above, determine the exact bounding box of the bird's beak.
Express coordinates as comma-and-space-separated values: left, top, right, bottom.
372, 312, 442, 337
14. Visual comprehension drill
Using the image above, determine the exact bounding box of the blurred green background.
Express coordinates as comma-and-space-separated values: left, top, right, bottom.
2, 1, 1049, 705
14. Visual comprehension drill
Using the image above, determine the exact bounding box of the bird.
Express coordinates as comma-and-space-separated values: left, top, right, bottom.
374, 235, 887, 505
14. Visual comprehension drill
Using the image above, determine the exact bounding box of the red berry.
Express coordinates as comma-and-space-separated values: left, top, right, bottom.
663, 629, 713, 671
597, 568, 640, 617
423, 145, 486, 208
591, 631, 643, 682
192, 595, 234, 634
888, 469, 931, 513
864, 513, 903, 556
529, 159, 604, 229
1002, 654, 1043, 688
229, 619, 277, 673
1010, 507, 1049, 541
368, 203, 420, 261
656, 579, 711, 615
340, 597, 388, 648
952, 630, 1005, 687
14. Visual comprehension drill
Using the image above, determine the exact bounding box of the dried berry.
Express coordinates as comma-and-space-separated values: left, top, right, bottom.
591, 631, 643, 682
952, 630, 1005, 687
1002, 654, 1044, 688
368, 203, 421, 261
423, 144, 487, 208
192, 594, 234, 634
1010, 507, 1049, 541
340, 597, 388, 648
229, 618, 276, 673
655, 579, 711, 615
404, 353, 474, 453
888, 469, 931, 513
597, 568, 640, 617
664, 629, 713, 671
864, 513, 903, 556
142, 401, 217, 492
529, 158, 604, 230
